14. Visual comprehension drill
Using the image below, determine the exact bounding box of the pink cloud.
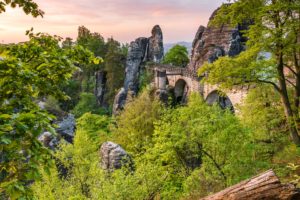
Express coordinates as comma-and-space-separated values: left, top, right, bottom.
0, 0, 225, 44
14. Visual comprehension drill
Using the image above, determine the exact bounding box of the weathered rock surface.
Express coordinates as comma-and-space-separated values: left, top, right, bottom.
56, 114, 76, 143
99, 141, 132, 171
124, 37, 149, 93
38, 132, 59, 150
113, 25, 164, 114
112, 88, 127, 115
38, 111, 76, 149
189, 7, 247, 72
95, 70, 107, 106
148, 25, 164, 62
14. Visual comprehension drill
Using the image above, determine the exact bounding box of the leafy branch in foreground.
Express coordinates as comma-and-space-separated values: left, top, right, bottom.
0, 0, 44, 17
0, 31, 98, 199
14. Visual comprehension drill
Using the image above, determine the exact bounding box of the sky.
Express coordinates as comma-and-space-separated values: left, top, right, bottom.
0, 0, 225, 44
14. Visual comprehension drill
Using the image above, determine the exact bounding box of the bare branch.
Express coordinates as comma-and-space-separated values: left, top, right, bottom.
285, 78, 297, 88
285, 65, 297, 76
256, 79, 281, 92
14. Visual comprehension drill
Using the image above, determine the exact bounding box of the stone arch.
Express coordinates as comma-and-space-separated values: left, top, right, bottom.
206, 90, 234, 112
174, 79, 189, 104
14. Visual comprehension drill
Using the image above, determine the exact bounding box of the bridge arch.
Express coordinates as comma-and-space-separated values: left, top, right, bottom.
174, 79, 189, 104
206, 90, 234, 113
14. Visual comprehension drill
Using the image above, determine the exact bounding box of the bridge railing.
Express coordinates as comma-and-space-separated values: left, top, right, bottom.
152, 64, 202, 80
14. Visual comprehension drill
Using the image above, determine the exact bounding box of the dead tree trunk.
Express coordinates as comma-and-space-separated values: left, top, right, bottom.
200, 170, 300, 200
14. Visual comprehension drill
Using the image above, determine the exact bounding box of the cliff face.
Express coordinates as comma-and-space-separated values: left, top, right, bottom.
113, 25, 164, 114
189, 8, 246, 72
124, 37, 149, 93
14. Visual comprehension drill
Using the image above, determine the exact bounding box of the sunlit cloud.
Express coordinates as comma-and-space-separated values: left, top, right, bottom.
0, 0, 225, 44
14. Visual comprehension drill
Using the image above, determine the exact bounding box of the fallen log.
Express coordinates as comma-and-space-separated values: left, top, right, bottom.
201, 170, 300, 200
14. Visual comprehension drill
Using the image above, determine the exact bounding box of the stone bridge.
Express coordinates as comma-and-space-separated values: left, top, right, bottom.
154, 65, 248, 112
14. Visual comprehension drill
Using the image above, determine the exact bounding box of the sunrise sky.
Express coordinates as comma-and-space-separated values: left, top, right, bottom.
0, 0, 225, 44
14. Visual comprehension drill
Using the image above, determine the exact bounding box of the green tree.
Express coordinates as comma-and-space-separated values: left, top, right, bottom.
239, 86, 288, 159
104, 38, 126, 105
62, 37, 74, 49
148, 93, 255, 198
0, 0, 44, 17
199, 0, 300, 145
163, 45, 189, 67
72, 92, 104, 118
113, 88, 163, 156
76, 26, 106, 93
0, 31, 96, 199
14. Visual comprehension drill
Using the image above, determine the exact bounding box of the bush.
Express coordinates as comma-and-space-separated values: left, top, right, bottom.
44, 96, 64, 117
113, 88, 164, 155
72, 92, 104, 118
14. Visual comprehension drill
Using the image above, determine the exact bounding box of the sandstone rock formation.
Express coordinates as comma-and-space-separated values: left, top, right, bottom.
38, 113, 76, 150
113, 25, 164, 114
124, 37, 149, 93
95, 71, 107, 106
99, 141, 132, 171
189, 7, 247, 72
148, 25, 164, 62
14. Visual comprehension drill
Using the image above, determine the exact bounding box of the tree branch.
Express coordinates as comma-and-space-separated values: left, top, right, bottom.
201, 148, 227, 182
285, 65, 297, 76
285, 78, 296, 88
256, 79, 281, 92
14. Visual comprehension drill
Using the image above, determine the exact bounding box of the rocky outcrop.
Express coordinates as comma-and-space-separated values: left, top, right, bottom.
148, 25, 164, 62
113, 88, 127, 115
124, 37, 149, 93
113, 25, 164, 114
56, 114, 76, 143
95, 71, 107, 106
99, 142, 132, 171
38, 113, 76, 149
189, 7, 247, 72
38, 132, 59, 150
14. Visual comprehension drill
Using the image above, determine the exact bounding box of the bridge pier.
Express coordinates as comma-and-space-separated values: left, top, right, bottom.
155, 68, 168, 103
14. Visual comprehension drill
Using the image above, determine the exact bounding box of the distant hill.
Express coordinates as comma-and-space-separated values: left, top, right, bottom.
164, 41, 193, 55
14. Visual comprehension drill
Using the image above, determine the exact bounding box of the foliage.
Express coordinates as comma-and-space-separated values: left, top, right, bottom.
32, 93, 274, 200
199, 0, 300, 145
44, 96, 64, 117
75, 113, 112, 148
163, 44, 189, 67
0, 0, 44, 17
239, 86, 288, 162
148, 94, 256, 198
139, 64, 154, 90
72, 92, 104, 118
32, 113, 167, 200
74, 26, 106, 94
104, 38, 126, 105
59, 79, 82, 111
0, 31, 96, 199
113, 88, 164, 156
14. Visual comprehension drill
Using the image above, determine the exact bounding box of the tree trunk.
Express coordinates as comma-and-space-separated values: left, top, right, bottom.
200, 170, 300, 200
277, 54, 300, 146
